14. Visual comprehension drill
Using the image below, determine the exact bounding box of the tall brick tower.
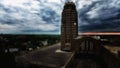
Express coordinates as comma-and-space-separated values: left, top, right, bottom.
61, 1, 78, 51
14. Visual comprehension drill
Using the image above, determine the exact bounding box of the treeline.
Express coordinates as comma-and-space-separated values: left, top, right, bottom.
0, 34, 60, 52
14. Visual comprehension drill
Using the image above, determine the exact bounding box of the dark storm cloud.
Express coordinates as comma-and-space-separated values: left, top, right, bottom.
40, 8, 60, 24
78, 0, 120, 32
79, 20, 120, 32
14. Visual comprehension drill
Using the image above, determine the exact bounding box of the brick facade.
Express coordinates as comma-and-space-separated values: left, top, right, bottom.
61, 2, 78, 51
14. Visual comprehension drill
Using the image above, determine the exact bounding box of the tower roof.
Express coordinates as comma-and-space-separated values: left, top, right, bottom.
63, 1, 76, 10
65, 1, 75, 6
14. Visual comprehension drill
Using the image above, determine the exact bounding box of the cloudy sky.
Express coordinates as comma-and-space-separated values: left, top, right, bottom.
0, 0, 120, 34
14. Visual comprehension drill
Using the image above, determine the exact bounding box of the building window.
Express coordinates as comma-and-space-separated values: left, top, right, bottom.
89, 42, 93, 51
80, 40, 94, 52
80, 41, 85, 51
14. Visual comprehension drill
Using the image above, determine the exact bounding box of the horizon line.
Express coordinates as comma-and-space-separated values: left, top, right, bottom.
79, 32, 120, 35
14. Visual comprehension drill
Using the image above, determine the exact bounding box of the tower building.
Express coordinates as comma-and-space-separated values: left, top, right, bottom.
61, 2, 78, 51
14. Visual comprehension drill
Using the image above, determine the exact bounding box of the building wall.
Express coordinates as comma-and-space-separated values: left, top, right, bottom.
72, 37, 101, 55
61, 2, 78, 51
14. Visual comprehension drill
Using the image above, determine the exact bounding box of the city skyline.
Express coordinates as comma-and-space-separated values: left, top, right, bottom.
0, 0, 120, 34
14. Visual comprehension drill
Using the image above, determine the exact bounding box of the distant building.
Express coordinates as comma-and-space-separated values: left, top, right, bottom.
61, 1, 78, 51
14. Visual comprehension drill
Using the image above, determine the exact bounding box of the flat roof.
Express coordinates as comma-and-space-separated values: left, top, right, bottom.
16, 43, 74, 68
